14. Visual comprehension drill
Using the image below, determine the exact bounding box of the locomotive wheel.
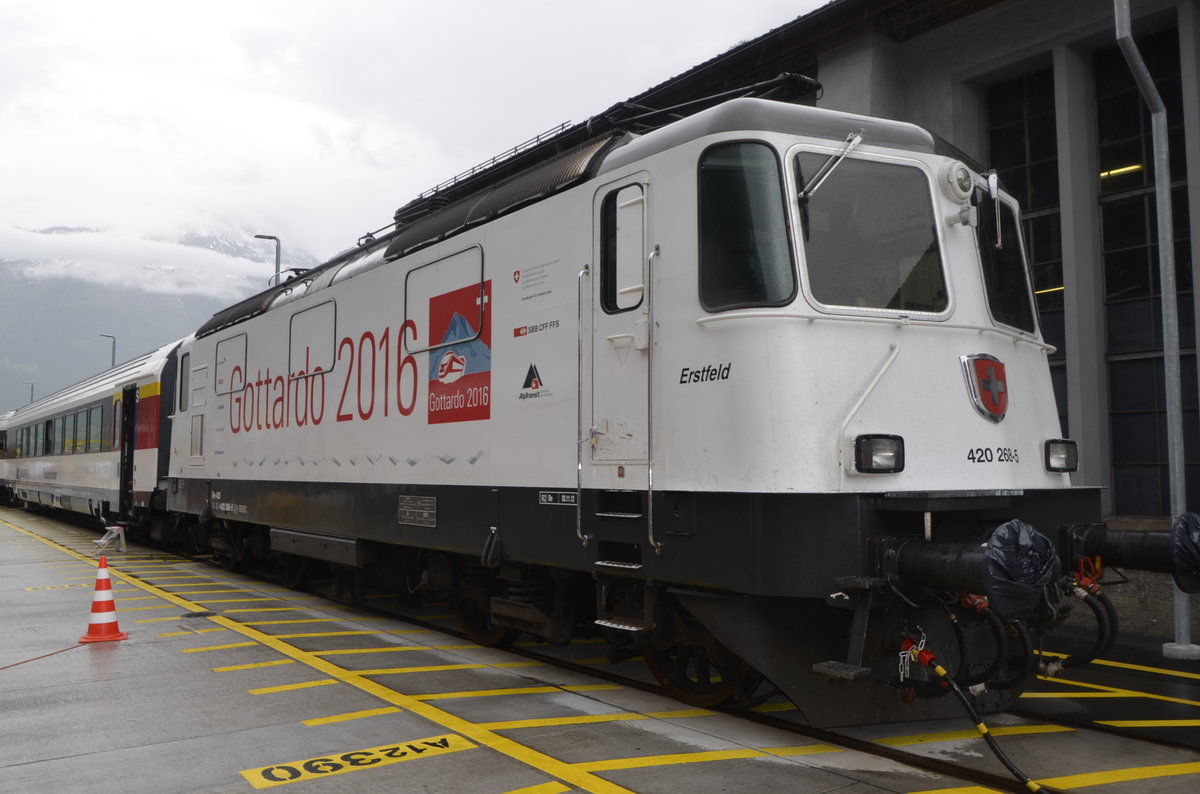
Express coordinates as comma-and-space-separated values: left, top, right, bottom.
454, 595, 518, 647
212, 530, 245, 571
273, 553, 310, 590
643, 645, 769, 708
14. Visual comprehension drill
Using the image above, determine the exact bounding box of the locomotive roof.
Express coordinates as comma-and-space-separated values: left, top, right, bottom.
195, 94, 972, 341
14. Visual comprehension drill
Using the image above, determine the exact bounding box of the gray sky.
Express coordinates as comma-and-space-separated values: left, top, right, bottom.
2, 0, 823, 294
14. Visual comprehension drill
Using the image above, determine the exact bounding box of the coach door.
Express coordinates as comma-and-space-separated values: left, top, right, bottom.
117, 384, 138, 518
589, 178, 650, 464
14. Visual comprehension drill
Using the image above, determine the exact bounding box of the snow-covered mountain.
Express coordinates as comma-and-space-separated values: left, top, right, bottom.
0, 226, 322, 410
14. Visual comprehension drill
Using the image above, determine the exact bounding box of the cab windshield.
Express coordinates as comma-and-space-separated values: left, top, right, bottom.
796, 153, 947, 313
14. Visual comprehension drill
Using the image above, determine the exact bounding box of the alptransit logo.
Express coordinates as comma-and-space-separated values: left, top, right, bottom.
519, 364, 549, 400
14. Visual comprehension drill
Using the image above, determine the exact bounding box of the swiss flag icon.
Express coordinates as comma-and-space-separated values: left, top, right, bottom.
962, 354, 1008, 422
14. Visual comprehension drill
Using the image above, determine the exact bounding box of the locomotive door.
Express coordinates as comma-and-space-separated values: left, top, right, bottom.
589, 178, 650, 463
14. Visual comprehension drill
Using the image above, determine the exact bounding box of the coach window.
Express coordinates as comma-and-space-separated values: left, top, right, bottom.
699, 142, 794, 310
112, 400, 121, 450
87, 406, 102, 452
600, 185, 645, 312
73, 410, 87, 453
796, 153, 947, 314
179, 353, 190, 413
51, 417, 63, 455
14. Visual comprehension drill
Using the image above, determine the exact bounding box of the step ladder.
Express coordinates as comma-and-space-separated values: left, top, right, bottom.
93, 525, 126, 555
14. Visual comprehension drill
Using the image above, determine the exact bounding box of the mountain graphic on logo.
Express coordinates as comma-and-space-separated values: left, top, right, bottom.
428, 312, 492, 381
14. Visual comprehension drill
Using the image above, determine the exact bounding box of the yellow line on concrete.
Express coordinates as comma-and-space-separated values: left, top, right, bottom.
213, 659, 297, 673
574, 748, 770, 772
313, 644, 479, 655
124, 574, 209, 580
122, 604, 178, 612
753, 702, 799, 713
193, 597, 282, 603
236, 618, 343, 625
1020, 691, 1135, 698
1096, 719, 1200, 728
1030, 676, 1200, 708
908, 762, 1200, 793
352, 661, 543, 675
136, 617, 185, 624
1037, 650, 1200, 681
271, 630, 430, 639
115, 595, 162, 602
479, 713, 646, 731
158, 628, 227, 637
501, 783, 571, 794
221, 607, 301, 613
876, 723, 1073, 746
413, 685, 597, 701
182, 642, 259, 653
3, 518, 638, 794
249, 679, 339, 695
302, 707, 403, 726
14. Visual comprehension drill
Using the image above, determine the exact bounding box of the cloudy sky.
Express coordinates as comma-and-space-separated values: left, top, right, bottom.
2, 0, 823, 281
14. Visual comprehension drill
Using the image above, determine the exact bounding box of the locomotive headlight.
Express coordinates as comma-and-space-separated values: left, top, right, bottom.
855, 434, 905, 473
1044, 439, 1079, 472
942, 160, 974, 203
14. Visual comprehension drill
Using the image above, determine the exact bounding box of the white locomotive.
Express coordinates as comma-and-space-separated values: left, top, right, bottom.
4, 85, 1197, 727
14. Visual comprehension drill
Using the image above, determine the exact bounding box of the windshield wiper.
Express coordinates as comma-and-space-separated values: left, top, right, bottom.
798, 128, 864, 201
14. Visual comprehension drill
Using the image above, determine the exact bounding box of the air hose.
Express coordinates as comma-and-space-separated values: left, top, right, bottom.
900, 636, 1060, 793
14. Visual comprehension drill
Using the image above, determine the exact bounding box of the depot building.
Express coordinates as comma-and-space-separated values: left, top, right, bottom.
634, 0, 1198, 519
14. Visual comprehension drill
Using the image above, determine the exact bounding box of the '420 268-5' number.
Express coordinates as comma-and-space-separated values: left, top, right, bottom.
967, 447, 1019, 463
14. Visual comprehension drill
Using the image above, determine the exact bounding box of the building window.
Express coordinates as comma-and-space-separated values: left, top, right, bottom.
987, 67, 1066, 432
1094, 26, 1195, 516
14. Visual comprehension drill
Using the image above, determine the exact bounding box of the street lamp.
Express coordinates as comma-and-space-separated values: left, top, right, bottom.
254, 234, 281, 285
21, 381, 33, 404
100, 334, 116, 368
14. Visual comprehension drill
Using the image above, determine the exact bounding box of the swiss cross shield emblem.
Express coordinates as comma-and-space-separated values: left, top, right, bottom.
961, 354, 1008, 422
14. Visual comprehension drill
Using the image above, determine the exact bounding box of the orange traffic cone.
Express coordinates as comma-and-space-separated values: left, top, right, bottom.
79, 556, 127, 643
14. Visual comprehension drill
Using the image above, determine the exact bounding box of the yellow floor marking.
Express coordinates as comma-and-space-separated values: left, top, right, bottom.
214, 659, 297, 673
1096, 719, 1200, 727
313, 644, 479, 656
1037, 650, 1200, 682
182, 642, 258, 653
126, 574, 209, 579
908, 786, 1001, 794
413, 685, 603, 701
502, 783, 571, 794
221, 607, 302, 613
237, 618, 337, 625
563, 684, 624, 692
1037, 761, 1200, 788
480, 713, 645, 731
249, 679, 339, 695
115, 595, 162, 602
122, 604, 178, 612
241, 733, 473, 789
4, 519, 637, 794
753, 701, 798, 713
574, 748, 768, 772
194, 597, 281, 603
167, 589, 256, 595
136, 616, 187, 624
302, 706, 403, 726
644, 708, 715, 719
352, 662, 542, 675
877, 723, 1073, 746
1031, 676, 1200, 708
272, 630, 430, 639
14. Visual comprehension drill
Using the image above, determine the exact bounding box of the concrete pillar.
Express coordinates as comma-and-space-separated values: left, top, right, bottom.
1054, 43, 1113, 514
